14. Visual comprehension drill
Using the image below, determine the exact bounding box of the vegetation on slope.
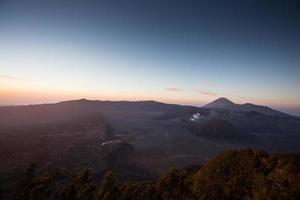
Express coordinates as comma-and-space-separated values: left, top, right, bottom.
8, 149, 300, 200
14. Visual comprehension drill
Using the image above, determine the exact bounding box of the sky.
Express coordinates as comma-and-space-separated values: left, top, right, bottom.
0, 0, 300, 115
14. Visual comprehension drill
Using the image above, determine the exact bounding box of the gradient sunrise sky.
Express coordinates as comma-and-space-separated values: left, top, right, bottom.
0, 0, 300, 115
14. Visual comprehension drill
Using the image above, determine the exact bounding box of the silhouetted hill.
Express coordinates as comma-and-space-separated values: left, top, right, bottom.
57, 99, 183, 112
204, 97, 290, 117
9, 150, 300, 200
0, 99, 183, 127
204, 97, 236, 109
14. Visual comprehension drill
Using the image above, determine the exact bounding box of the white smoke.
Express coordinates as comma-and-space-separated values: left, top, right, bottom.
190, 113, 201, 122
101, 139, 122, 146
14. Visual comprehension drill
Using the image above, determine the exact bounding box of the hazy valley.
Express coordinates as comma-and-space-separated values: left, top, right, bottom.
0, 98, 300, 199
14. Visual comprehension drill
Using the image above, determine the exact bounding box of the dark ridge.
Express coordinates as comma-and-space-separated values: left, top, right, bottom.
204, 97, 290, 117
9, 150, 300, 200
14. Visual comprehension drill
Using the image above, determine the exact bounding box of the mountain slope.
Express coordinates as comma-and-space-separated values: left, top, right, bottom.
203, 97, 236, 109
0, 99, 184, 127
192, 149, 300, 200
1, 98, 299, 181
10, 150, 300, 200
190, 119, 258, 142
204, 97, 290, 117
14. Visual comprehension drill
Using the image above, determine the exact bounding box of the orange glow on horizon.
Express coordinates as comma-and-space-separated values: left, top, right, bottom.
1, 86, 299, 110
0, 76, 299, 109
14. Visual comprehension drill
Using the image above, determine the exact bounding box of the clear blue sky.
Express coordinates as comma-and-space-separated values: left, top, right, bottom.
0, 0, 299, 115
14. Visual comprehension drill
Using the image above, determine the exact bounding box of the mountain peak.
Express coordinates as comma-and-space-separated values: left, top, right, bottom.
203, 97, 290, 117
213, 97, 235, 104
204, 97, 236, 108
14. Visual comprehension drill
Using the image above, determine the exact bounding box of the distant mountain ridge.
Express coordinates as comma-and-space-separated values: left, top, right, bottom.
0, 97, 291, 118
204, 97, 289, 117
0, 99, 185, 127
